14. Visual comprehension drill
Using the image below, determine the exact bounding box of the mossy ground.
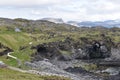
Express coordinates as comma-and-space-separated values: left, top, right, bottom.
0, 20, 119, 80
0, 68, 70, 80
0, 27, 120, 68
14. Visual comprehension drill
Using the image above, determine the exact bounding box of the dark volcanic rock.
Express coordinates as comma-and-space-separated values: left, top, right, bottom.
32, 40, 111, 62
65, 67, 88, 74
31, 35, 114, 61
106, 74, 120, 80
82, 41, 110, 59
32, 43, 62, 61
0, 43, 13, 56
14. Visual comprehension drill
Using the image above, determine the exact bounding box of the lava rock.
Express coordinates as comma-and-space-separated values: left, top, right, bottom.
82, 42, 110, 59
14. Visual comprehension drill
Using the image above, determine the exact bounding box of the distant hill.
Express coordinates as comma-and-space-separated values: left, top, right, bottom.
67, 20, 120, 28
41, 18, 64, 23
1, 17, 120, 28
40, 18, 120, 28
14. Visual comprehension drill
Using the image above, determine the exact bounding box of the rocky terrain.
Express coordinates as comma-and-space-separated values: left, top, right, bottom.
29, 38, 120, 80
0, 18, 120, 80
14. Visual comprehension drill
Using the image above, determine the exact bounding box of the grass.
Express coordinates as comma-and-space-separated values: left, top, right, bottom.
0, 31, 33, 67
0, 19, 119, 80
0, 27, 120, 68
0, 56, 18, 67
0, 31, 32, 50
0, 30, 66, 67
0, 68, 70, 80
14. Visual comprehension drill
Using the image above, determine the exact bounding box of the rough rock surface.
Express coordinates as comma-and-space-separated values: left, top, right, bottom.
0, 43, 13, 56
25, 60, 103, 80
110, 48, 120, 60
32, 39, 111, 61
30, 38, 120, 80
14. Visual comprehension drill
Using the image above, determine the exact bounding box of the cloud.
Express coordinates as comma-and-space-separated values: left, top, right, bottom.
0, 0, 69, 7
0, 0, 120, 21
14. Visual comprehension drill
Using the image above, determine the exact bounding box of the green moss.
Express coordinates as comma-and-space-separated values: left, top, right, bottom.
60, 50, 72, 55
83, 64, 97, 71
0, 68, 70, 80
0, 26, 120, 68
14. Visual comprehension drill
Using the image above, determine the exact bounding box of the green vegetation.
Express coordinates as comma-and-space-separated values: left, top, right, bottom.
82, 64, 97, 71
0, 30, 33, 67
60, 50, 72, 55
0, 25, 120, 67
0, 18, 119, 80
0, 68, 70, 80
0, 32, 31, 50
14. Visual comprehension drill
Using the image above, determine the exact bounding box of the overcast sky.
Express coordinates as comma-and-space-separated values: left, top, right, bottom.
0, 0, 120, 22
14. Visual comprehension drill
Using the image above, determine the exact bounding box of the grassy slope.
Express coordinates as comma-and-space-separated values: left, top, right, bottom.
0, 26, 119, 80
0, 29, 68, 67
0, 68, 69, 80
0, 31, 31, 50
0, 30, 70, 80
0, 28, 120, 67
0, 30, 33, 67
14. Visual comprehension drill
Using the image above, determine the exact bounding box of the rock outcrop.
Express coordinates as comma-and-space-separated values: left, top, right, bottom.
32, 38, 111, 61
0, 43, 13, 56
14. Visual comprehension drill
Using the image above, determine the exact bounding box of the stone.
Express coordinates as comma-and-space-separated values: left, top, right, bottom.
102, 67, 120, 75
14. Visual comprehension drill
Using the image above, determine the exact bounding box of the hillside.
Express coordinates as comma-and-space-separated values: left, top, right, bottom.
0, 67, 69, 80
0, 18, 120, 80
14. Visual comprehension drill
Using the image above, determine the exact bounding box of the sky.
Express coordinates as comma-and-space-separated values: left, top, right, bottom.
0, 0, 120, 22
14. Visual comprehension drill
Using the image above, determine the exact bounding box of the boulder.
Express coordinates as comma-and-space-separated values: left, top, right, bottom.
80, 42, 110, 59
110, 48, 120, 60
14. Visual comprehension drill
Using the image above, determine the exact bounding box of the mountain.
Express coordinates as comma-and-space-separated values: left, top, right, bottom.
41, 18, 64, 23
67, 20, 120, 28
67, 21, 80, 27
1, 17, 120, 28
41, 18, 120, 28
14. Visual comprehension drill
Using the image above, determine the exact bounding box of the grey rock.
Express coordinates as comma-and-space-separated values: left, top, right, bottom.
0, 61, 5, 65
25, 60, 102, 80
100, 46, 108, 53
110, 48, 120, 60
102, 67, 120, 75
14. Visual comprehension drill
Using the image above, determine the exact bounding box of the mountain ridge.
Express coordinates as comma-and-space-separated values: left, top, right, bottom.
67, 20, 120, 28
0, 17, 120, 28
